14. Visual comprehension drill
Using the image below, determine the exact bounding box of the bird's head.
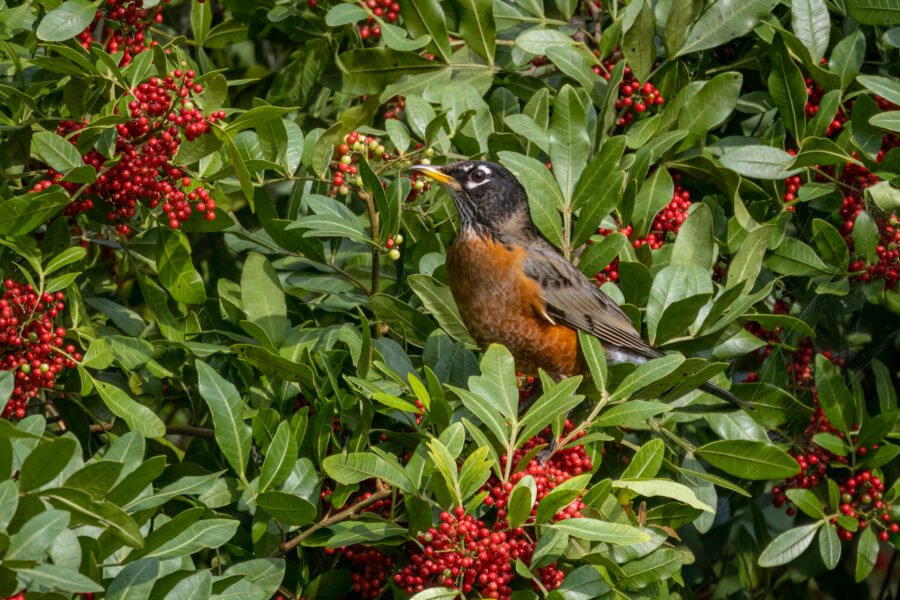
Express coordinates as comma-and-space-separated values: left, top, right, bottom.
413, 161, 533, 237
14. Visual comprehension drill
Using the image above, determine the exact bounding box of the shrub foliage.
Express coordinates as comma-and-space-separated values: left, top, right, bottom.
0, 0, 899, 598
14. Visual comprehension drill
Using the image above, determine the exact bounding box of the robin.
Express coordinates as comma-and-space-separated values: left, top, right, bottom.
413, 160, 749, 410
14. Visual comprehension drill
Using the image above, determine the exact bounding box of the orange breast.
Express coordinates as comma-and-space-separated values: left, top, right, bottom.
446, 234, 582, 378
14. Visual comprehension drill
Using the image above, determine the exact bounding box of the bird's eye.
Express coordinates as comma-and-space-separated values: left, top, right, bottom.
470, 169, 487, 183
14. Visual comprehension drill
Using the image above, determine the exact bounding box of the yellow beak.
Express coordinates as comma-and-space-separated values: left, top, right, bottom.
411, 165, 460, 190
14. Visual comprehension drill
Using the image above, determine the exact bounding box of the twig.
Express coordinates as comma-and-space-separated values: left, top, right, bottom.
279, 485, 392, 554
358, 190, 381, 296
81, 423, 215, 437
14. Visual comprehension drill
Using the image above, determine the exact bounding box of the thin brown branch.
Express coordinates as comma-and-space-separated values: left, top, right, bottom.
358, 189, 381, 296
81, 423, 215, 438
279, 485, 392, 555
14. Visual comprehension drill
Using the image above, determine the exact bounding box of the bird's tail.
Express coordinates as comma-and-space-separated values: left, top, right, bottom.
699, 381, 753, 411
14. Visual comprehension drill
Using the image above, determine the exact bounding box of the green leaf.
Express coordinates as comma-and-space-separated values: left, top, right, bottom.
631, 167, 674, 238
196, 360, 252, 477
17, 565, 102, 593
322, 452, 413, 492
498, 151, 565, 249
107, 558, 159, 600
766, 237, 831, 276
578, 331, 607, 393
227, 106, 295, 134
793, 136, 859, 168
31, 131, 83, 173
551, 518, 650, 545
812, 219, 850, 272
257, 491, 317, 526
325, 3, 369, 26
677, 0, 778, 56
93, 378, 166, 438
546, 46, 600, 91
507, 475, 536, 528
571, 155, 626, 247
678, 72, 743, 140
613, 478, 715, 512
621, 439, 665, 479
534, 474, 590, 524
622, 0, 656, 82
610, 354, 686, 402
452, 0, 496, 64
515, 28, 576, 54
549, 85, 590, 208
519, 376, 584, 443
846, 0, 900, 26
39, 487, 144, 548
758, 522, 822, 566
191, 0, 212, 41
370, 294, 434, 346
791, 0, 830, 60
594, 401, 672, 427
141, 519, 239, 559
165, 571, 212, 600
156, 229, 206, 305
870, 111, 900, 133
468, 344, 519, 419
726, 224, 773, 293
36, 0, 98, 42
696, 440, 800, 480
19, 436, 77, 492
0, 188, 72, 236
785, 488, 826, 519
6, 509, 69, 560
241, 252, 289, 347
646, 264, 714, 345
857, 75, 900, 107
819, 524, 842, 570
814, 355, 851, 434
259, 421, 298, 493
768, 36, 807, 140
829, 30, 866, 90
399, 0, 452, 62
856, 525, 879, 581
720, 145, 800, 179
408, 275, 474, 344
671, 204, 713, 269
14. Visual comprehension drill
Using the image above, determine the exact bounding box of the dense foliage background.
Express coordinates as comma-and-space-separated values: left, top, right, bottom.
0, 0, 899, 597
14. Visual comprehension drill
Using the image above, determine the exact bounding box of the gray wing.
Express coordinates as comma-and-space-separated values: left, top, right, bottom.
523, 243, 661, 360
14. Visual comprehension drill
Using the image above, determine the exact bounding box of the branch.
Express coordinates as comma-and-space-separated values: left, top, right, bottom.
358, 190, 381, 296
80, 423, 216, 438
279, 485, 392, 555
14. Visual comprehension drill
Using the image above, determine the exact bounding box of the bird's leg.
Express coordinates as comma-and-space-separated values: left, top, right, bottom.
516, 376, 543, 416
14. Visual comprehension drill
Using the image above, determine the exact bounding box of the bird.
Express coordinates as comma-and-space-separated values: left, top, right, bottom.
412, 160, 750, 410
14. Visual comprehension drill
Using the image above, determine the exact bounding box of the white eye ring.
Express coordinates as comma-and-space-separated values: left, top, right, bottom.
470, 168, 487, 183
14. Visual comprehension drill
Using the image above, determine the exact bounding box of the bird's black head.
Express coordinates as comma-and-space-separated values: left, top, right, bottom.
413, 161, 535, 238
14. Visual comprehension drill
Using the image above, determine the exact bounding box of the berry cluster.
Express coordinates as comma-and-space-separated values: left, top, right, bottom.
77, 0, 167, 66
0, 281, 80, 420
484, 424, 591, 528
30, 69, 222, 235
381, 95, 406, 120
593, 49, 664, 127
594, 178, 692, 284
356, 0, 401, 41
787, 90, 899, 290
395, 507, 532, 599
339, 545, 394, 599
769, 380, 897, 543
331, 131, 433, 202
